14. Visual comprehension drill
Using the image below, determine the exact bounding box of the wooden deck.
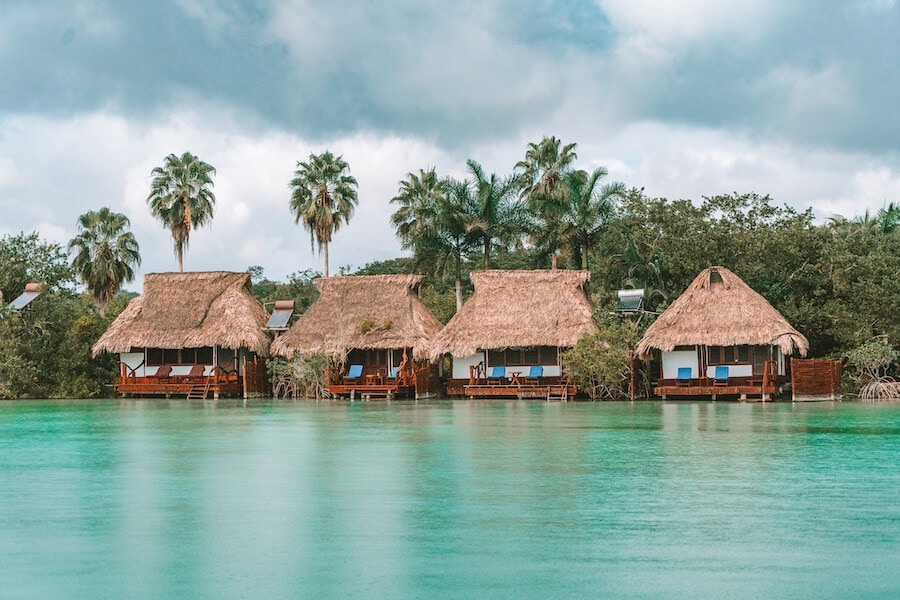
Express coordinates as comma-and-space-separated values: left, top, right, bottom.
654, 381, 777, 401
115, 375, 242, 399
329, 383, 416, 400
462, 383, 576, 400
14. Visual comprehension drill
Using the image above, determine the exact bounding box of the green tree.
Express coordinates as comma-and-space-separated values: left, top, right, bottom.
562, 318, 644, 400
463, 159, 522, 270
515, 136, 578, 268
0, 232, 75, 301
147, 151, 217, 272
390, 169, 477, 311
289, 151, 358, 277
390, 168, 449, 256
558, 168, 625, 270
68, 207, 141, 317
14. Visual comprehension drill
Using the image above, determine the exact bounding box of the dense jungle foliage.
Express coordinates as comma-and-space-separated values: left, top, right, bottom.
1, 187, 897, 398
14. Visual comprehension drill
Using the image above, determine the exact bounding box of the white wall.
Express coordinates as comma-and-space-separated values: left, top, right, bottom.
705, 364, 753, 378
452, 352, 484, 379
661, 350, 697, 379
451, 351, 563, 379
120, 352, 145, 376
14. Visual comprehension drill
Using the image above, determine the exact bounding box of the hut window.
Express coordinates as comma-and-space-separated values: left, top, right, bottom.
708, 345, 753, 365
147, 348, 164, 366
163, 349, 180, 365
487, 346, 555, 366
195, 347, 214, 364
487, 349, 506, 365
217, 347, 236, 368
709, 270, 723, 285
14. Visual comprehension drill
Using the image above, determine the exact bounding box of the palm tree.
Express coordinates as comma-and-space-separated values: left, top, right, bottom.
559, 168, 626, 270
464, 160, 522, 269
68, 207, 141, 317
390, 169, 473, 311
876, 201, 899, 234
289, 151, 358, 277
516, 136, 578, 268
390, 168, 448, 253
147, 152, 216, 272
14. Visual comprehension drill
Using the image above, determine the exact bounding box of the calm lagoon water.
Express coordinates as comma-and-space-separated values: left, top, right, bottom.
0, 399, 897, 599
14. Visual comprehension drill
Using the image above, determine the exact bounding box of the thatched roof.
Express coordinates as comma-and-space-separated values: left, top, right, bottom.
269, 274, 443, 360
635, 266, 809, 358
92, 271, 271, 356
429, 270, 597, 360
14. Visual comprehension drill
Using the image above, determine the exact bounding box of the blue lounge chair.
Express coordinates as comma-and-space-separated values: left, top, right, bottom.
676, 367, 692, 386
345, 364, 364, 382
387, 366, 399, 380
525, 365, 543, 384
713, 365, 729, 386
487, 365, 506, 385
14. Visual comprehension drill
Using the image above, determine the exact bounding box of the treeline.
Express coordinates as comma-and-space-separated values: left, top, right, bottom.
0, 132, 897, 398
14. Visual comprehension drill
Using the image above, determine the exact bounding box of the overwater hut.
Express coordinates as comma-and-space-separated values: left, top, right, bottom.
92, 271, 271, 399
269, 274, 443, 399
635, 266, 808, 400
430, 270, 596, 398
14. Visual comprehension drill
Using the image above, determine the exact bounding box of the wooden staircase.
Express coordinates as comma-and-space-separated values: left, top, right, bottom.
186, 378, 213, 400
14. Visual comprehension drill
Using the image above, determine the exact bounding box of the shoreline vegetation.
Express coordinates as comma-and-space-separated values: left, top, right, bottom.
0, 137, 897, 400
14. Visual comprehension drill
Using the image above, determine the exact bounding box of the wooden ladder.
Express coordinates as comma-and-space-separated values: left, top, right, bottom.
546, 385, 568, 402
187, 379, 212, 400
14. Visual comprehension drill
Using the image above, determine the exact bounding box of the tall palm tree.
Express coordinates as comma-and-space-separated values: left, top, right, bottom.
390, 168, 448, 252
559, 168, 626, 270
516, 136, 578, 268
147, 151, 216, 272
68, 207, 141, 317
289, 151, 358, 277
464, 159, 522, 269
390, 169, 474, 311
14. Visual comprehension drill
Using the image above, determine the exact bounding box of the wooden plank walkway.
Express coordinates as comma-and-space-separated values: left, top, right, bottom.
463, 384, 576, 400
654, 384, 775, 401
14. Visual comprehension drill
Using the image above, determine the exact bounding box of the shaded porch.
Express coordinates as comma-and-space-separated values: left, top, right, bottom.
327, 359, 440, 400
652, 361, 782, 401
115, 357, 270, 399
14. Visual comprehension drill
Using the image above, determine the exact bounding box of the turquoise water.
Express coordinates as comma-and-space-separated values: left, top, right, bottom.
0, 400, 897, 599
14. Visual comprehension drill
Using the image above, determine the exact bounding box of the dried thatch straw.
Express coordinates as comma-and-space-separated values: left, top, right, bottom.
92, 271, 271, 356
429, 270, 596, 360
269, 274, 443, 360
635, 266, 808, 358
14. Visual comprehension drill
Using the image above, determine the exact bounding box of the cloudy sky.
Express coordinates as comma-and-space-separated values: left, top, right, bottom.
1, 0, 898, 291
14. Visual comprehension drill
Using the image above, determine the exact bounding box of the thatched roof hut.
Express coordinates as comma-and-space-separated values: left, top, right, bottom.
635, 266, 808, 358
430, 270, 596, 360
269, 274, 443, 360
92, 271, 270, 357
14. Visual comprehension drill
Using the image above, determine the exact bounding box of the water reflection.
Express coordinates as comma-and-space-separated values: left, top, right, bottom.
0, 399, 897, 599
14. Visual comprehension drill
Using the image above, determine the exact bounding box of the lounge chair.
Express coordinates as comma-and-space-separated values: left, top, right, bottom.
713, 365, 729, 386
487, 366, 506, 385
387, 366, 399, 379
154, 365, 172, 379
344, 364, 364, 382
524, 365, 543, 385
676, 367, 692, 387
187, 364, 206, 379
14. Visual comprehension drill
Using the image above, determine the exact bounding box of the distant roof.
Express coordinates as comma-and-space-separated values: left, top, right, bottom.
429, 270, 597, 360
635, 266, 808, 358
9, 283, 42, 310
270, 274, 443, 360
92, 271, 271, 356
